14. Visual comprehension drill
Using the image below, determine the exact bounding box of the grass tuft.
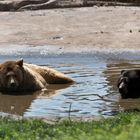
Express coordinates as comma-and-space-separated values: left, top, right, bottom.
0, 112, 140, 139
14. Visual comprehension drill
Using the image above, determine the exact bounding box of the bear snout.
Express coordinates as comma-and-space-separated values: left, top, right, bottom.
10, 81, 16, 87
7, 77, 19, 91
118, 82, 128, 97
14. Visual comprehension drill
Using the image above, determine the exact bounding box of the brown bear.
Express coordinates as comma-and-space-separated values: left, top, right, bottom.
0, 59, 74, 92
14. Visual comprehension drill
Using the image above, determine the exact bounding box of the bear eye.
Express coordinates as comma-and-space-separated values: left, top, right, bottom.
7, 67, 12, 71
124, 77, 129, 83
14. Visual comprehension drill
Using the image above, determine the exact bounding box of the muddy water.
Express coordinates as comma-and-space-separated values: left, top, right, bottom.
0, 46, 140, 117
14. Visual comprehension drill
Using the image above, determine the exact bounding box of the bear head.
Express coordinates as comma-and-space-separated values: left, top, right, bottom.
117, 70, 140, 99
0, 59, 24, 92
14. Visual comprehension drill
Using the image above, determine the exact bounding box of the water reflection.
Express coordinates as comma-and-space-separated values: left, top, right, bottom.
0, 92, 37, 116
0, 56, 140, 117
0, 84, 72, 116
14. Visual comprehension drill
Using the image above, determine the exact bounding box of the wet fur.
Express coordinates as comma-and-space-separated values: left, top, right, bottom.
0, 60, 74, 92
117, 70, 140, 98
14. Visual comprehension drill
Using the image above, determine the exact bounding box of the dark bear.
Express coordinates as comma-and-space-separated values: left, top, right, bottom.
117, 70, 140, 99
0, 59, 74, 92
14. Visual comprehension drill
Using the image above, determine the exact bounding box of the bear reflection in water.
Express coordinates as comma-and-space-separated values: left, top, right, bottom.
0, 59, 74, 92
117, 70, 140, 99
0, 84, 71, 116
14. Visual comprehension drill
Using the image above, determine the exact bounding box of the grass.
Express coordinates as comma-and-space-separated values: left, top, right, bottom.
0, 112, 140, 140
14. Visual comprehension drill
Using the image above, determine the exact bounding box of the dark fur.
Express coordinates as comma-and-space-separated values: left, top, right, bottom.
117, 70, 140, 98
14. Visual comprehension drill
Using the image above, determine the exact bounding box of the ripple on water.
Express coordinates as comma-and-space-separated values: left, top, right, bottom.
0, 46, 140, 117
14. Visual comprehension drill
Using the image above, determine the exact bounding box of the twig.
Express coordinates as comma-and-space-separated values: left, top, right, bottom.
68, 103, 72, 121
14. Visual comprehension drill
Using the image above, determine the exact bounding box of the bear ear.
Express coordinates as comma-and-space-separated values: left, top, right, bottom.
16, 59, 23, 67
121, 70, 125, 74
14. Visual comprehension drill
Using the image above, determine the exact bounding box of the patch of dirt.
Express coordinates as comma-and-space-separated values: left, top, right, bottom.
0, 6, 140, 50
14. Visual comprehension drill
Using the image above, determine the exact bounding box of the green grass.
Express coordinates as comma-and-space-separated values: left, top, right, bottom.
0, 112, 140, 140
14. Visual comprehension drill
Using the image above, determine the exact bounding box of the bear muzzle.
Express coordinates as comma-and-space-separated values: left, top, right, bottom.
118, 82, 128, 98
7, 76, 19, 91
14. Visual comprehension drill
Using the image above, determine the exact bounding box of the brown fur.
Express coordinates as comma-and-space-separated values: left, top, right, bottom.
0, 59, 74, 92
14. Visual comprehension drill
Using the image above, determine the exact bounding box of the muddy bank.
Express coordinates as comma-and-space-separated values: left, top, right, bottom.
0, 6, 140, 50
0, 0, 140, 11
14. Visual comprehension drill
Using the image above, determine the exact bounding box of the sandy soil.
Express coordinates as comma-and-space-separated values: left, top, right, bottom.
0, 6, 140, 50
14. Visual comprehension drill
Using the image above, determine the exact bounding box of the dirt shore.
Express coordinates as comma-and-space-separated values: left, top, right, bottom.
0, 0, 139, 11
0, 6, 140, 50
